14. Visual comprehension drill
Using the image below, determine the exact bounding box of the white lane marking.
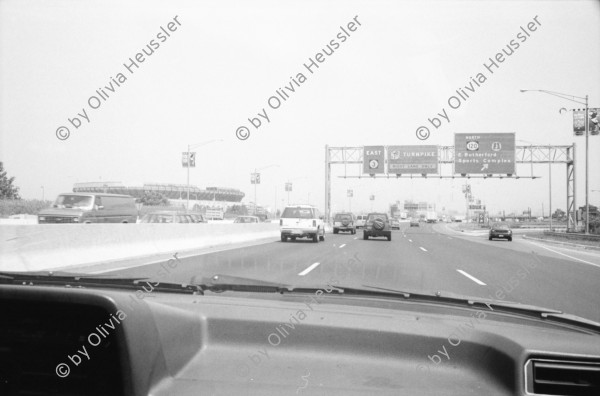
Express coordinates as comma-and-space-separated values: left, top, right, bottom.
298, 262, 321, 276
419, 247, 427, 252
526, 241, 600, 267
339, 244, 346, 248
456, 269, 487, 285
354, 237, 358, 240
408, 239, 413, 243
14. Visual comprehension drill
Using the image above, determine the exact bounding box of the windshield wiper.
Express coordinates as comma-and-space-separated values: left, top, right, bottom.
351, 284, 600, 333
3, 272, 598, 333
0, 271, 291, 295
0, 271, 177, 291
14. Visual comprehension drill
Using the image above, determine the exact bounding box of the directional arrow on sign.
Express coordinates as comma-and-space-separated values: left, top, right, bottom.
481, 164, 489, 171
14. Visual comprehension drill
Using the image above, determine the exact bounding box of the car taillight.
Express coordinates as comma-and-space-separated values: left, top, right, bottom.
313, 220, 316, 226
280, 219, 282, 226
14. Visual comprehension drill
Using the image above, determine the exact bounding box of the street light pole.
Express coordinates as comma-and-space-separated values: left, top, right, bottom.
549, 152, 553, 231
520, 89, 591, 234
254, 167, 257, 215
185, 139, 223, 210
186, 144, 191, 209
252, 164, 280, 216
585, 94, 589, 234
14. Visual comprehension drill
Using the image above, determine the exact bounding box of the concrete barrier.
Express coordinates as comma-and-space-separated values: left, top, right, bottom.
0, 218, 38, 225
0, 223, 279, 272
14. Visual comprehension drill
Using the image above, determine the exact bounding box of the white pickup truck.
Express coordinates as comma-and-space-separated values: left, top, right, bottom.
280, 204, 325, 243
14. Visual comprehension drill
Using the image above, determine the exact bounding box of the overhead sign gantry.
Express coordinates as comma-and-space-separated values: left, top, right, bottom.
324, 136, 576, 231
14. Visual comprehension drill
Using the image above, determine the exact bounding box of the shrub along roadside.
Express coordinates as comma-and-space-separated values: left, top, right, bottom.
0, 199, 52, 217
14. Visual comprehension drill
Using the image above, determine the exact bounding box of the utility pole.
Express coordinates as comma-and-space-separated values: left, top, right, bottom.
252, 164, 279, 216
584, 95, 589, 234
549, 149, 553, 231
520, 89, 592, 234
186, 144, 191, 209
253, 168, 257, 215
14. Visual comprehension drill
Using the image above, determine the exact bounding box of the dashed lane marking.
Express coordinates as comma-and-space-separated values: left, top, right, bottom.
456, 269, 486, 285
298, 262, 321, 276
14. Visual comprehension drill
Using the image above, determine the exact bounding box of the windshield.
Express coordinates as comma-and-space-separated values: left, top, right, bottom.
335, 214, 352, 221
53, 195, 93, 209
1, 0, 599, 341
367, 214, 388, 221
282, 207, 314, 219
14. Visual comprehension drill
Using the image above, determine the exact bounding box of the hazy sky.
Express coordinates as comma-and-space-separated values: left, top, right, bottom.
1, 0, 599, 215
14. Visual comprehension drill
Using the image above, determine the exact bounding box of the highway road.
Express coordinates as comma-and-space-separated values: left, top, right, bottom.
103, 223, 600, 324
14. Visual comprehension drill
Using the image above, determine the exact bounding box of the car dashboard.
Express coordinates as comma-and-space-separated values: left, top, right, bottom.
1, 284, 599, 395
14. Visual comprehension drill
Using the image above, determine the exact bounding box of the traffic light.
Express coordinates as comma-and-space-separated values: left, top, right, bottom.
591, 111, 599, 136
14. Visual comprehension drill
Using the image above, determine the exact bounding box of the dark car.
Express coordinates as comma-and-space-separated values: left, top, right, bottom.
363, 213, 392, 241
333, 212, 356, 234
233, 216, 260, 223
139, 211, 196, 223
489, 222, 512, 241
188, 213, 207, 223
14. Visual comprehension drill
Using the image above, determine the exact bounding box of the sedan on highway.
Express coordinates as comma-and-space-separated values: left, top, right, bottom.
139, 211, 197, 223
489, 222, 513, 241
390, 218, 401, 230
188, 213, 207, 223
410, 218, 420, 227
233, 216, 260, 223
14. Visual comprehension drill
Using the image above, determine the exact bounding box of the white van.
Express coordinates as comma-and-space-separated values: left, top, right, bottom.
38, 193, 137, 223
355, 215, 368, 229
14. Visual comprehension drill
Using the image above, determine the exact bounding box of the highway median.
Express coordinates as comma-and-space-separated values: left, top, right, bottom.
0, 223, 279, 272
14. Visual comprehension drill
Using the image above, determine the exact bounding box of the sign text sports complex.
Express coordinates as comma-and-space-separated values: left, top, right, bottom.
454, 133, 515, 175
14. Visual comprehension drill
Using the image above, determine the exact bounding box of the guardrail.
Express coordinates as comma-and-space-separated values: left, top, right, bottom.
543, 230, 600, 242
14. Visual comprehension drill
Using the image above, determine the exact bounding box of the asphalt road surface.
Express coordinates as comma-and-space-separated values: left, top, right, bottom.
104, 223, 600, 324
